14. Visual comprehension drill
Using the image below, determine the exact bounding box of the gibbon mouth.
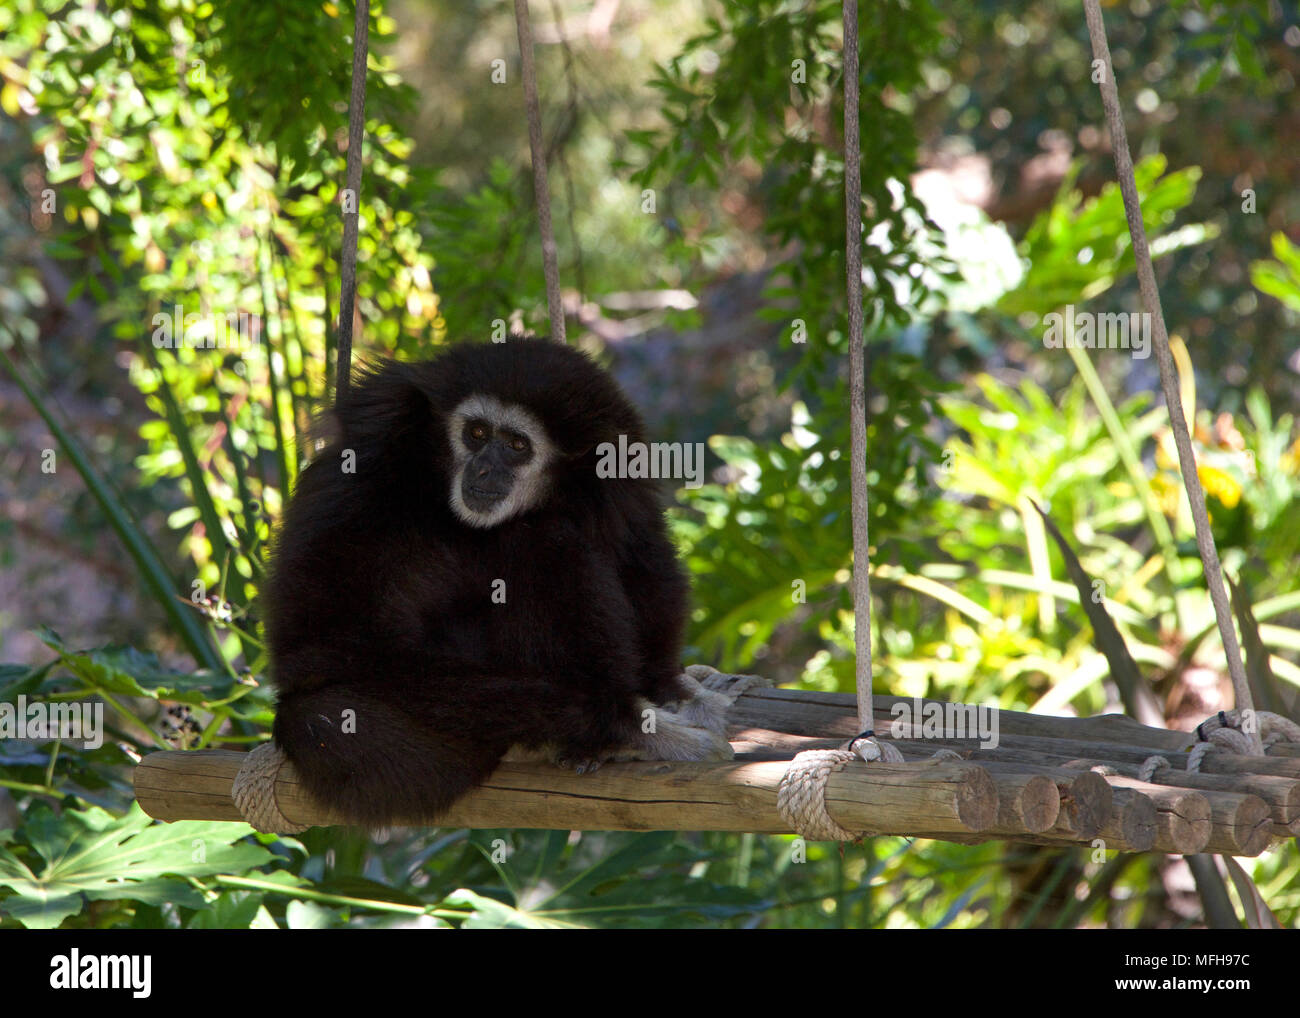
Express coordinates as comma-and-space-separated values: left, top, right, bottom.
467, 484, 507, 502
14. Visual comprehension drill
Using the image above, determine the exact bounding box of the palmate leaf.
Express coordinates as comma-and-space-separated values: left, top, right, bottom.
36, 626, 235, 706
459, 830, 765, 929
0, 661, 56, 702
0, 803, 272, 929
999, 154, 1212, 319
444, 889, 561, 929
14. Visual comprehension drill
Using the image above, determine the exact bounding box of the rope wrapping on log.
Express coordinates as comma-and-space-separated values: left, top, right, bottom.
1186, 709, 1300, 772
1138, 755, 1170, 782
232, 742, 308, 834
777, 736, 905, 841
1196, 709, 1300, 749
778, 749, 863, 841
1261, 713, 1300, 745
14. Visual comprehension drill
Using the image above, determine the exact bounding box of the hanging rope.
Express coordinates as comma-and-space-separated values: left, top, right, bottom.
842, 2, 874, 738
334, 0, 370, 406
773, 0, 901, 846
513, 0, 566, 344
235, 6, 368, 827
1081, 0, 1256, 751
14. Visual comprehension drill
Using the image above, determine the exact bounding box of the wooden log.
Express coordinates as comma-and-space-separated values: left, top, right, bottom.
1098, 775, 1210, 855
1098, 787, 1157, 852
731, 714, 1295, 849
964, 762, 1111, 840
953, 793, 1153, 853
1045, 768, 1113, 841
863, 734, 1300, 788
733, 690, 1300, 776
980, 766, 1112, 841
899, 750, 1272, 854
735, 736, 1057, 834
917, 775, 1127, 851
992, 771, 1060, 833
921, 783, 1206, 854
133, 748, 999, 837
731, 689, 1192, 750
903, 764, 1060, 836
1112, 768, 1299, 829
1199, 791, 1273, 856
900, 731, 1300, 776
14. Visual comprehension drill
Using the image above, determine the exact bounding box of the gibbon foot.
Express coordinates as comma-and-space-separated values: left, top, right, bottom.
659, 665, 771, 732
683, 663, 771, 699
656, 674, 734, 734
632, 699, 734, 761
528, 697, 735, 775
547, 743, 661, 775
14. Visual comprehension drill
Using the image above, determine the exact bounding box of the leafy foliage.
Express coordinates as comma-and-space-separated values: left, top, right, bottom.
0, 803, 273, 929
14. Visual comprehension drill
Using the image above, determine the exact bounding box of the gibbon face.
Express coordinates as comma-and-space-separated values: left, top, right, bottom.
446, 393, 560, 528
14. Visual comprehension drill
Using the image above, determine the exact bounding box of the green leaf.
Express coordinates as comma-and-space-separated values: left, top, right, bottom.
36, 627, 234, 704
186, 889, 266, 929
0, 803, 272, 929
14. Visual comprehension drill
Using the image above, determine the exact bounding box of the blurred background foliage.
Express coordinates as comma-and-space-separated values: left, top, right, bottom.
1, 0, 1298, 929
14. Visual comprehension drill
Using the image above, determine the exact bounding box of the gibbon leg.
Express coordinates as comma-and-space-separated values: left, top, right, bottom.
273, 685, 507, 827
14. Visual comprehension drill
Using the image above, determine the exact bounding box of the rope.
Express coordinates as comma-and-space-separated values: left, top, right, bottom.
1141, 711, 1300, 777
851, 732, 905, 765
778, 749, 862, 842
1082, 0, 1255, 749
513, 0, 566, 343
1138, 755, 1169, 782
232, 742, 308, 834
841, 0, 874, 736
1182, 708, 1300, 772
777, 733, 904, 841
1187, 741, 1216, 773
1194, 708, 1300, 746
334, 0, 370, 405
1262, 713, 1300, 745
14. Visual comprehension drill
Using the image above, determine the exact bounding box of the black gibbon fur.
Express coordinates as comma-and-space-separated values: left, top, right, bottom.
262, 339, 694, 826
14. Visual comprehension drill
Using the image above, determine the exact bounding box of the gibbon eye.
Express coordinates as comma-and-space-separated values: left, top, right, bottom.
468, 422, 489, 442
509, 436, 530, 453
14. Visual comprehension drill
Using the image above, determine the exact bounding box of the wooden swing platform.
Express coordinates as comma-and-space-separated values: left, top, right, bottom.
134, 689, 1299, 855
